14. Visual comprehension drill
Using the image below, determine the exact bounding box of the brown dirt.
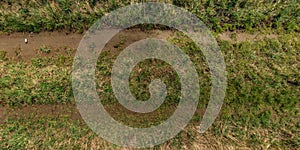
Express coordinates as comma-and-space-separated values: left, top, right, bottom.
0, 30, 278, 61
0, 32, 82, 59
0, 104, 82, 124
0, 29, 174, 61
0, 103, 206, 126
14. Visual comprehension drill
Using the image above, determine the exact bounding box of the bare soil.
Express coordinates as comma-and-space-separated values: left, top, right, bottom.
0, 30, 278, 61
0, 104, 81, 124
0, 29, 174, 61
0, 103, 206, 127
0, 32, 81, 59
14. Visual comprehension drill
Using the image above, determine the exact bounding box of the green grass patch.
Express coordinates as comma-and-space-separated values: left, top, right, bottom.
0, 0, 299, 33
0, 32, 299, 148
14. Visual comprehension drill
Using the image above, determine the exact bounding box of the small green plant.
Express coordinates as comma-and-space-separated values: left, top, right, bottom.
230, 32, 237, 40
14, 47, 22, 57
113, 36, 126, 49
0, 50, 7, 61
40, 45, 51, 54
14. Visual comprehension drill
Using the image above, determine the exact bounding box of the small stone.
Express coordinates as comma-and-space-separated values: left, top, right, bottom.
25, 38, 28, 44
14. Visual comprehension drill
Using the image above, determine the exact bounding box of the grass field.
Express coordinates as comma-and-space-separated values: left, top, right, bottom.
0, 0, 299, 149
0, 0, 299, 33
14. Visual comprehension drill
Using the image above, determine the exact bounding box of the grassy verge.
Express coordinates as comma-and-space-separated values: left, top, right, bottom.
0, 0, 299, 33
0, 32, 299, 148
1, 115, 246, 149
